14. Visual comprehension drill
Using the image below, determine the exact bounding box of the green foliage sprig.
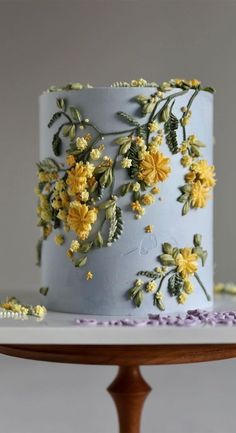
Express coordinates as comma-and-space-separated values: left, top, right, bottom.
129, 234, 210, 310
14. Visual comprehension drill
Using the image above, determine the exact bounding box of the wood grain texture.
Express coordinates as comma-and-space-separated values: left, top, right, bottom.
0, 344, 236, 365
108, 366, 151, 433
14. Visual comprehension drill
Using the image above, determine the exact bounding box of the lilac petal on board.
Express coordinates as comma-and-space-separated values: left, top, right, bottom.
74, 309, 236, 327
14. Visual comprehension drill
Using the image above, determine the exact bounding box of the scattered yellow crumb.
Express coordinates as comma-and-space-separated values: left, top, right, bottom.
145, 225, 153, 233
86, 271, 94, 281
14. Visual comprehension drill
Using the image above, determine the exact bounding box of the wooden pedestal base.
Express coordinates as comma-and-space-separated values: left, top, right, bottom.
1, 344, 236, 433
108, 366, 151, 433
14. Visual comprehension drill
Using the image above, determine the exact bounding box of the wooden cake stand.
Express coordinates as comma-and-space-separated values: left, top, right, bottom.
1, 342, 236, 433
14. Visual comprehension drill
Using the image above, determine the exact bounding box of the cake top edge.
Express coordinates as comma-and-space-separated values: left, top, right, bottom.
43, 78, 215, 95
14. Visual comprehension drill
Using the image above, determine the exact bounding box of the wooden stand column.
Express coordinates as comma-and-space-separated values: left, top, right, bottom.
107, 366, 151, 433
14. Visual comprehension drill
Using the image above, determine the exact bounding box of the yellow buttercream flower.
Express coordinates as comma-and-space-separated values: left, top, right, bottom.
76, 136, 88, 151
185, 171, 196, 184
67, 249, 74, 258
176, 248, 198, 279
54, 234, 65, 246
136, 136, 145, 147
33, 305, 47, 317
183, 279, 194, 294
55, 180, 66, 191
38, 171, 58, 183
84, 133, 93, 143
40, 209, 52, 223
181, 112, 191, 126
102, 156, 113, 166
180, 141, 189, 155
146, 281, 157, 293
190, 181, 210, 208
80, 190, 90, 202
90, 148, 101, 160
132, 182, 140, 192
70, 240, 80, 252
151, 186, 160, 194
148, 120, 159, 133
177, 292, 188, 304
142, 194, 155, 205
191, 160, 216, 188
121, 157, 132, 168
57, 209, 68, 222
67, 201, 98, 240
139, 150, 171, 185
42, 224, 52, 239
131, 201, 145, 216
86, 271, 94, 281
66, 162, 94, 196
181, 155, 193, 167
214, 283, 225, 293
131, 78, 147, 87
151, 131, 163, 146
66, 155, 76, 167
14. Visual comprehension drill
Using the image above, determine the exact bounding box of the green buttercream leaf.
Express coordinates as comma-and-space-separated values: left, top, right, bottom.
69, 124, 76, 141
39, 287, 49, 296
74, 256, 88, 267
164, 102, 179, 154
36, 239, 42, 267
69, 106, 82, 122
79, 243, 93, 253
153, 293, 165, 311
48, 112, 62, 128
37, 158, 60, 172
117, 111, 140, 127
158, 254, 175, 266
182, 201, 190, 216
137, 270, 158, 278
56, 98, 66, 111
129, 286, 144, 308
193, 234, 202, 247
127, 143, 139, 179
162, 242, 173, 255
120, 183, 132, 196
52, 133, 62, 156
168, 273, 184, 297
95, 231, 104, 248
107, 206, 123, 245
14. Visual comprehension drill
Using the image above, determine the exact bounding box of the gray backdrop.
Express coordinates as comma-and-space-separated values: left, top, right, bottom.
0, 1, 235, 432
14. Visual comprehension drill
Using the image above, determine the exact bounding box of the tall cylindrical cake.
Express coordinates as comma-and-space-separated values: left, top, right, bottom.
37, 79, 215, 316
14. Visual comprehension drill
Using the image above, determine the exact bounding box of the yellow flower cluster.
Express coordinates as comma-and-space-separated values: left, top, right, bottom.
38, 171, 58, 183
131, 78, 148, 87
0, 298, 47, 318
131, 200, 145, 217
52, 180, 70, 211
170, 78, 201, 89
148, 120, 159, 133
185, 160, 216, 208
37, 193, 52, 223
66, 161, 94, 200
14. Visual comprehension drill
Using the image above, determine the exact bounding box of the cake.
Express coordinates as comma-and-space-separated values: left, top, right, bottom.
36, 78, 216, 316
